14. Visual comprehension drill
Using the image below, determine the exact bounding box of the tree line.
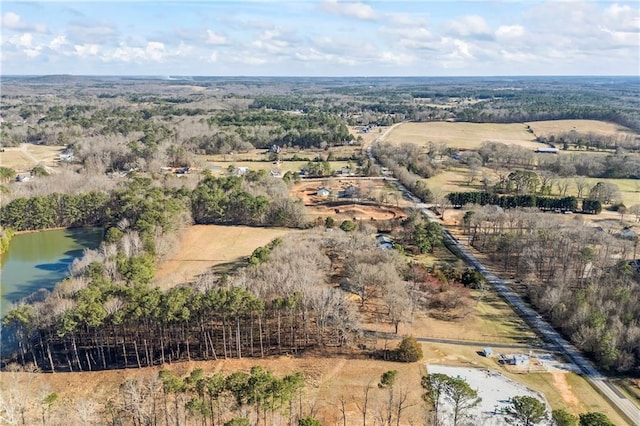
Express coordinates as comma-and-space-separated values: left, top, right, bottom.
447, 191, 600, 214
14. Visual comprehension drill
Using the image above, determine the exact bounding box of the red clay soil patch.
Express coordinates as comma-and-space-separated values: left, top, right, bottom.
309, 204, 406, 221
551, 372, 580, 408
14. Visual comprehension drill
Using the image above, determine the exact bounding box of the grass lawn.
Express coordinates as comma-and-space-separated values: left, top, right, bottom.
385, 122, 542, 150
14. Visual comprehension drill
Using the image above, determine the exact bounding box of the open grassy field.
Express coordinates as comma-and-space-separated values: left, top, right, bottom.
385, 122, 542, 150
557, 176, 640, 207
421, 166, 487, 195
0, 143, 65, 172
393, 287, 540, 346
526, 119, 638, 138
154, 224, 291, 290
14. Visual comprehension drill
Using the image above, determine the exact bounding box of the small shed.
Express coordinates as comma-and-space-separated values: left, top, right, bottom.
512, 354, 530, 366
535, 147, 559, 154
482, 347, 493, 357
316, 187, 331, 197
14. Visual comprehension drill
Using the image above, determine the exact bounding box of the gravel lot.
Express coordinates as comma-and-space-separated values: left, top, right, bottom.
427, 364, 551, 426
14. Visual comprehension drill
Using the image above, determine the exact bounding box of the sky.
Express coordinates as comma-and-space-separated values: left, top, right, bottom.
1, 1, 639, 76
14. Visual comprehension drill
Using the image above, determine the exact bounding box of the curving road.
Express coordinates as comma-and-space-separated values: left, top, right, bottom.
366, 139, 640, 426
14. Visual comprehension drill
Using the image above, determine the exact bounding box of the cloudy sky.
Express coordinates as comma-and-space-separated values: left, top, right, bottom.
1, 1, 639, 76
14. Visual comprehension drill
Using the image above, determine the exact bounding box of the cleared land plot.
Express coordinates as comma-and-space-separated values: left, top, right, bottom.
385, 122, 542, 150
0, 144, 65, 172
154, 225, 291, 289
203, 146, 364, 163
291, 178, 412, 223
402, 290, 541, 346
427, 364, 550, 426
526, 119, 638, 138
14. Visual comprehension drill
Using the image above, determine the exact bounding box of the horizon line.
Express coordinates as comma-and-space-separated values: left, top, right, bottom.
2, 74, 639, 79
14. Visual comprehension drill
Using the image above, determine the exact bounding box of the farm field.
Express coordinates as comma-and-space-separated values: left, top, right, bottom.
384, 122, 542, 150
526, 119, 639, 138
421, 166, 486, 195
154, 224, 291, 290
0, 143, 65, 172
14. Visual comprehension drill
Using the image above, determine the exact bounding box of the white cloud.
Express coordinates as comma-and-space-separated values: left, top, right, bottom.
146, 41, 166, 61
379, 51, 415, 65
252, 29, 295, 55
322, 0, 377, 21
499, 49, 539, 63
603, 3, 640, 32
66, 21, 118, 44
1, 12, 48, 33
49, 35, 69, 51
387, 13, 428, 27
236, 55, 268, 65
496, 25, 525, 39
74, 43, 100, 57
206, 30, 228, 45
444, 15, 492, 38
107, 41, 170, 63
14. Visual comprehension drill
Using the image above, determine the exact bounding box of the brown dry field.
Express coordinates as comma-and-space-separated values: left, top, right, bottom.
526, 119, 638, 138
154, 225, 291, 290
0, 144, 65, 172
385, 122, 542, 150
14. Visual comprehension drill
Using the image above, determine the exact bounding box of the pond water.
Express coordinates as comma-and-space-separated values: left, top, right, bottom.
0, 227, 103, 317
